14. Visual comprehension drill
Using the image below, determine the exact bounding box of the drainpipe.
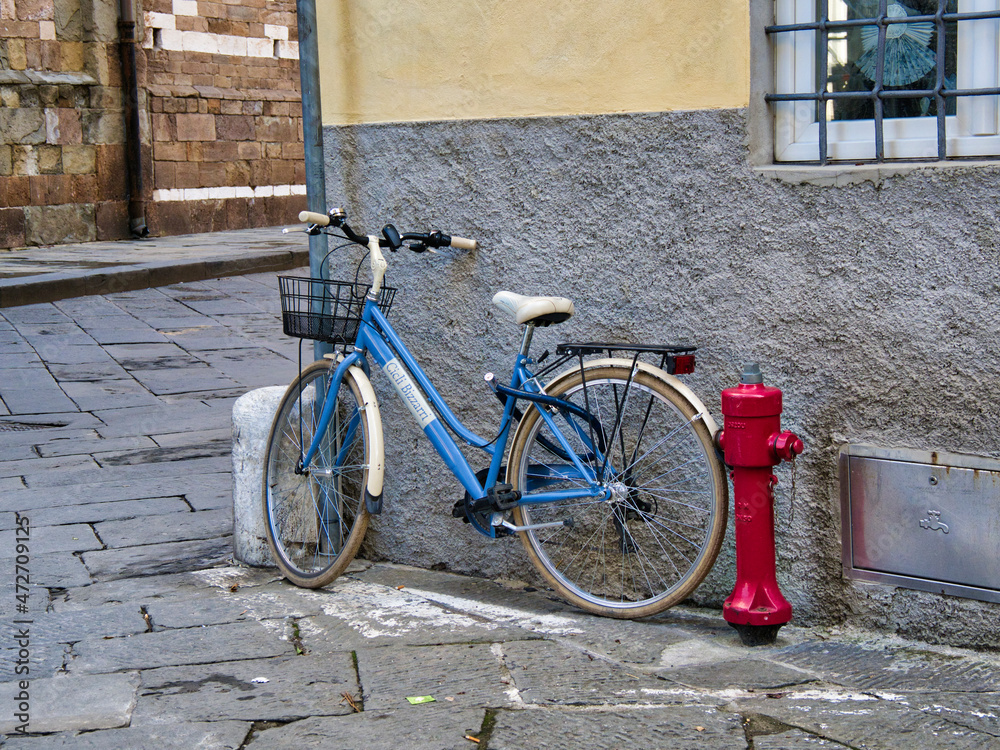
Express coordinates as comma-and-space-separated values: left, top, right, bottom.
296, 0, 330, 359
118, 0, 149, 237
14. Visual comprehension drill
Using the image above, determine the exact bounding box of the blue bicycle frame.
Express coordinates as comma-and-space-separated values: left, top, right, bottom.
300, 296, 610, 538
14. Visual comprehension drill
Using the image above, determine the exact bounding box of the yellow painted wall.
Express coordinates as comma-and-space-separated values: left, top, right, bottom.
316, 0, 750, 125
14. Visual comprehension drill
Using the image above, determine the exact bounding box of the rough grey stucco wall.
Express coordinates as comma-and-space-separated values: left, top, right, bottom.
322, 109, 1000, 648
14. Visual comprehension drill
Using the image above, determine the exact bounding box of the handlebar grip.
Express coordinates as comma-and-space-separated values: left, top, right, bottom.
298, 210, 331, 227
449, 235, 478, 251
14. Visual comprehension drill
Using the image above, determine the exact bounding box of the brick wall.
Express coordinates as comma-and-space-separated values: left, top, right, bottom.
141, 0, 306, 235
0, 0, 306, 250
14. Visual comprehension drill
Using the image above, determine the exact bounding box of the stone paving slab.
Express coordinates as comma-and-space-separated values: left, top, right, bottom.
0, 351, 39, 369
352, 565, 590, 639
0, 455, 100, 483
0, 720, 251, 749
732, 692, 998, 749
46, 361, 136, 384
300, 608, 536, 655
0, 525, 101, 557
488, 706, 748, 750
185, 484, 234, 511
58, 379, 163, 412
893, 691, 1000, 738
68, 620, 295, 675
1, 479, 204, 512
80, 536, 232, 581
0, 673, 139, 734
81, 329, 169, 346
0, 383, 77, 416
94, 508, 231, 548
127, 366, 240, 397
246, 708, 487, 750
52, 567, 278, 611
22, 456, 230, 488
754, 729, 853, 748
30, 603, 151, 644
0, 476, 25, 493
0, 497, 190, 531
150, 427, 231, 449
659, 657, 819, 691
32, 433, 156, 459
93, 442, 231, 467
772, 641, 1000, 692
162, 330, 265, 351
130, 654, 358, 724
500, 639, 670, 706
357, 643, 513, 712
6, 551, 91, 588
288, 577, 540, 653
91, 403, 227, 439
145, 584, 323, 630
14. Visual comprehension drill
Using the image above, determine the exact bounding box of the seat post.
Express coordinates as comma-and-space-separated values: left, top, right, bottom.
518, 324, 536, 357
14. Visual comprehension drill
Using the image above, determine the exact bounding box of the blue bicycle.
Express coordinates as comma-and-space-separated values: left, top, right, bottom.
263, 208, 728, 618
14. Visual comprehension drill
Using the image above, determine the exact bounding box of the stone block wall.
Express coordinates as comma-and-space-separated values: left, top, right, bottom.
0, 0, 306, 250
0, 0, 130, 248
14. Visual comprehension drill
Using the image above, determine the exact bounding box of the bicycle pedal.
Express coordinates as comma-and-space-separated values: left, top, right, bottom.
451, 499, 471, 523
486, 483, 521, 512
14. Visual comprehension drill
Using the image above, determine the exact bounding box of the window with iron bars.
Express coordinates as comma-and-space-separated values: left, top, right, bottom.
769, 0, 1000, 163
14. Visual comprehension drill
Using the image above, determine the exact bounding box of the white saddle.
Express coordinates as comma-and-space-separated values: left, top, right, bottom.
492, 291, 574, 327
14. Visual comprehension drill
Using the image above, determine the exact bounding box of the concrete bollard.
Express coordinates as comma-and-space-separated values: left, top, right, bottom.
231, 386, 286, 566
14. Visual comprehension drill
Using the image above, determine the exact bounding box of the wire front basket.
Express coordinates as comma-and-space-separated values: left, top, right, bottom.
278, 276, 397, 344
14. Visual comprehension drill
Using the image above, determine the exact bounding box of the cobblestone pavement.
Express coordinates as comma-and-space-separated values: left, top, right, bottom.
1, 271, 999, 749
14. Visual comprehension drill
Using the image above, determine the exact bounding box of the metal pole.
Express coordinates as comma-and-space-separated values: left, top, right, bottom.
296, 0, 331, 360
118, 0, 148, 237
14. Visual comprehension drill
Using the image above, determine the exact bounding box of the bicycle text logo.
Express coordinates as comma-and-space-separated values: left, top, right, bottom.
383, 358, 436, 429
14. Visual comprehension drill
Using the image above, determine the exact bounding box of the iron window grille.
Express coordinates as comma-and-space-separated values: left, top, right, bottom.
767, 0, 1000, 163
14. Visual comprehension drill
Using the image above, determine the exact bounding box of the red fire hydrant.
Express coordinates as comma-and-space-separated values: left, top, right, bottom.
717, 362, 803, 646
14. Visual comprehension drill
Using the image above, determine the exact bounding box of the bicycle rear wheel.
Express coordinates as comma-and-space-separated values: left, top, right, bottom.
263, 359, 370, 587
508, 365, 727, 618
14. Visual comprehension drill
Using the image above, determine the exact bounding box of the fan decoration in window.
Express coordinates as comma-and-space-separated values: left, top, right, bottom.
855, 2, 936, 85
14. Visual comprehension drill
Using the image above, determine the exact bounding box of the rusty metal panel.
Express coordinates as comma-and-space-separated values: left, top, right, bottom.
840, 445, 1000, 603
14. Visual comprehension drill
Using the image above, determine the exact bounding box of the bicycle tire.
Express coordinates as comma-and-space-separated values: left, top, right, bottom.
508, 364, 727, 618
262, 359, 370, 587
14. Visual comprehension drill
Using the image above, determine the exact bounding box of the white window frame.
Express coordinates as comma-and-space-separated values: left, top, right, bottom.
773, 0, 1000, 161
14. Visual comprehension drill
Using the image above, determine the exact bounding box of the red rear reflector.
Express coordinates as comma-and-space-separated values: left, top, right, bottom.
672, 355, 696, 374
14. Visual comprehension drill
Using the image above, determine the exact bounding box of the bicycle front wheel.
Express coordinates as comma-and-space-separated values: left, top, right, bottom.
508, 365, 727, 618
263, 359, 370, 588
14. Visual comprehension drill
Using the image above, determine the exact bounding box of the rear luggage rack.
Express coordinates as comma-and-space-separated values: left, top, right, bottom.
554, 342, 697, 375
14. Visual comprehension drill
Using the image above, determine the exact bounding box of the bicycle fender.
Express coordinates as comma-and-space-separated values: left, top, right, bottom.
336, 359, 385, 512
544, 357, 720, 437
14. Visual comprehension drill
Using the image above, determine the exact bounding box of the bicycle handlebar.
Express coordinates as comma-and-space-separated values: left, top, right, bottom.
298, 208, 477, 252
298, 210, 330, 227
449, 235, 478, 251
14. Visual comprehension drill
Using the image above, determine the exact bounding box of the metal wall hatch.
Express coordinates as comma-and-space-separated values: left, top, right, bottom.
840, 444, 1000, 603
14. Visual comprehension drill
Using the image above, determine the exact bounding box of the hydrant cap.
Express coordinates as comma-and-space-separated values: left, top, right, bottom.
741, 362, 764, 384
